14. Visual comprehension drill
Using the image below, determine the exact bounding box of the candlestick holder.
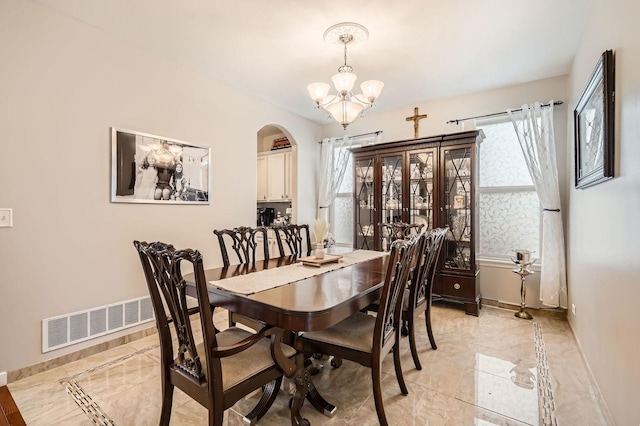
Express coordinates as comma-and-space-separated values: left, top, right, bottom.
511, 250, 536, 320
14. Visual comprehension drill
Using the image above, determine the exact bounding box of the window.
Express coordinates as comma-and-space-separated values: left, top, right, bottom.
331, 145, 355, 246
476, 118, 541, 260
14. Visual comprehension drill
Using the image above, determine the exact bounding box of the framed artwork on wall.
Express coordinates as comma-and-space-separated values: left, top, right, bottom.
574, 49, 615, 189
111, 127, 210, 204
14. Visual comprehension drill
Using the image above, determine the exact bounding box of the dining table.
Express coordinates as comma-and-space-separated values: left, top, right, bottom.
184, 248, 390, 426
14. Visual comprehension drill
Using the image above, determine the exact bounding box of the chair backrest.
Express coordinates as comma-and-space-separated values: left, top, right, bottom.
213, 226, 270, 267
378, 222, 425, 251
273, 224, 312, 257
133, 241, 221, 403
373, 236, 420, 352
407, 227, 448, 310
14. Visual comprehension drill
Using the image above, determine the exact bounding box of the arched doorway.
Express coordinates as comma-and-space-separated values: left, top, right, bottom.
256, 125, 297, 226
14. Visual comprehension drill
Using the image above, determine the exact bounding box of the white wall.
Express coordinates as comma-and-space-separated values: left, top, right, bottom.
0, 0, 321, 373
567, 0, 640, 424
324, 76, 569, 309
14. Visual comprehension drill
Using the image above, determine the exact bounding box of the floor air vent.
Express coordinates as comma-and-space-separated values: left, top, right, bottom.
42, 296, 154, 353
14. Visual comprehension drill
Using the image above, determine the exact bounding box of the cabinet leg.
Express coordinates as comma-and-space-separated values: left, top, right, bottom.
464, 300, 480, 316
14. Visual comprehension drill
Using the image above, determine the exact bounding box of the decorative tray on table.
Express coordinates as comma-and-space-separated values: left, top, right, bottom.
297, 254, 343, 267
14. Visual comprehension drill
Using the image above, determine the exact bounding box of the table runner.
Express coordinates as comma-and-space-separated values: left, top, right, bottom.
208, 250, 387, 295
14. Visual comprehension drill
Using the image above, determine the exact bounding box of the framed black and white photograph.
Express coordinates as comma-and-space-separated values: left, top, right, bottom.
111, 128, 210, 204
574, 49, 615, 189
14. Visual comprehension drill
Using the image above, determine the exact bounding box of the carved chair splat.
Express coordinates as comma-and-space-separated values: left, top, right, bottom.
273, 224, 312, 258
378, 222, 424, 251
214, 226, 270, 267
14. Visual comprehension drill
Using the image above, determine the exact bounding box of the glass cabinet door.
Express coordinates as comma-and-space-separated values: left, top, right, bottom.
380, 154, 403, 247
409, 150, 435, 231
354, 157, 375, 250
442, 146, 474, 272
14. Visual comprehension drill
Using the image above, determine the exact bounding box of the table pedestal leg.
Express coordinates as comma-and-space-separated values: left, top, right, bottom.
290, 355, 310, 426
305, 379, 337, 417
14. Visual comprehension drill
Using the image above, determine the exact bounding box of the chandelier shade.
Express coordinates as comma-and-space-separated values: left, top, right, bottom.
360, 80, 384, 102
332, 71, 357, 93
307, 82, 331, 104
326, 100, 365, 128
308, 22, 383, 129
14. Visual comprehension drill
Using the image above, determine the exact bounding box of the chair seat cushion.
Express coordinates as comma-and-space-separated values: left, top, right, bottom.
197, 327, 296, 391
299, 312, 375, 353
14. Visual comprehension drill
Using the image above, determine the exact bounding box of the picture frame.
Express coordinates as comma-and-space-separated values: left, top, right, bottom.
111, 127, 210, 204
574, 49, 614, 189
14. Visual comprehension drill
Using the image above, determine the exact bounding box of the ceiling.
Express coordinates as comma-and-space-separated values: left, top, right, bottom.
37, 0, 593, 124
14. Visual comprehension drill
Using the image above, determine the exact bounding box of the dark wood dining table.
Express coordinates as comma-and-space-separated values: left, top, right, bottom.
184, 249, 389, 426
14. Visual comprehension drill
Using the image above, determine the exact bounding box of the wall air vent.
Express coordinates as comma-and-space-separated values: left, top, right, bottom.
42, 296, 154, 353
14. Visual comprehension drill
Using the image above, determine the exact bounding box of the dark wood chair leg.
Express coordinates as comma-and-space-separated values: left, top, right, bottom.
408, 314, 422, 370
209, 405, 224, 426
425, 307, 437, 350
392, 341, 409, 395
243, 377, 283, 424
159, 380, 174, 426
371, 363, 389, 426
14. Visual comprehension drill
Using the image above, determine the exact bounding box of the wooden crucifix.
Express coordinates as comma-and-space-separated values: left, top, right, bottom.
406, 107, 428, 138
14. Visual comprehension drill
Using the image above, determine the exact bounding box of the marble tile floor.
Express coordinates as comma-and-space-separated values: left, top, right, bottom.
8, 305, 611, 426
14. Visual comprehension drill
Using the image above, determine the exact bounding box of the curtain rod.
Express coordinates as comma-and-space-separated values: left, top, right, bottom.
317, 130, 382, 143
446, 101, 564, 125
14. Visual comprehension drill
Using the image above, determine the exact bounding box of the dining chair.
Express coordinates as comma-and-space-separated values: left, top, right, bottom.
213, 226, 270, 267
213, 226, 270, 329
378, 222, 424, 251
295, 237, 420, 426
273, 223, 312, 257
134, 240, 295, 426
401, 227, 447, 369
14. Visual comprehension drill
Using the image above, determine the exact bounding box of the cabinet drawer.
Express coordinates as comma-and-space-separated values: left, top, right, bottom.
439, 274, 477, 300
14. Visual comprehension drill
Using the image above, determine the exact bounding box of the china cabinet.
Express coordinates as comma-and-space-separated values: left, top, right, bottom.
352, 130, 483, 315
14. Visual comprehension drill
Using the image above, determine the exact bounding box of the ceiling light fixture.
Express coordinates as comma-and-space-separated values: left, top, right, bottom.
307, 22, 384, 129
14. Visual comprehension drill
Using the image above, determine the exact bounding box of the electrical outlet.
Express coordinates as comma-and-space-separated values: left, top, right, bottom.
0, 208, 13, 227
571, 304, 576, 316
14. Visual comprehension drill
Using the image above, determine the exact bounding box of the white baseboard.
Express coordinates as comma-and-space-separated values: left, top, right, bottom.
0, 371, 7, 387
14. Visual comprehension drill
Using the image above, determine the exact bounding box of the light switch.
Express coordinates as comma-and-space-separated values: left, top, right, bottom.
0, 208, 13, 227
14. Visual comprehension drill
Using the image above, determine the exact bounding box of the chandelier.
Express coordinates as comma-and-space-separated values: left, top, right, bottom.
307, 22, 384, 129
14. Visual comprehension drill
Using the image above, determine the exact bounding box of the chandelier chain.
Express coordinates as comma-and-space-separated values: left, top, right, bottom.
344, 42, 348, 67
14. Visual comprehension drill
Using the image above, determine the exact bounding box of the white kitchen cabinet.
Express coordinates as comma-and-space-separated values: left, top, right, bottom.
284, 151, 292, 200
257, 156, 268, 201
267, 153, 286, 201
258, 150, 292, 202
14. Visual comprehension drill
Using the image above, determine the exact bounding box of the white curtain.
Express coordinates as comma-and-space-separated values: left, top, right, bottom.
317, 136, 352, 221
508, 101, 567, 308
